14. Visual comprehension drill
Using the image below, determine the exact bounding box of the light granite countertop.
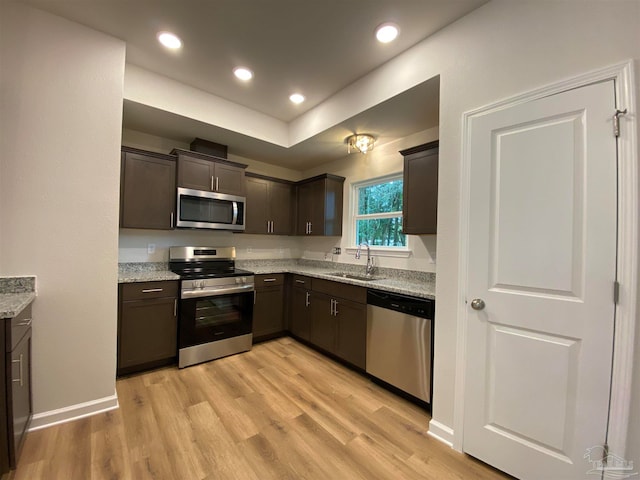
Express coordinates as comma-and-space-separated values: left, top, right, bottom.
0, 293, 36, 318
118, 263, 180, 283
242, 262, 435, 300
0, 276, 36, 318
119, 260, 435, 300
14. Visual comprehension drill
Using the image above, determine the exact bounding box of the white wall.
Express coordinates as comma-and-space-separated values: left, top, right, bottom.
0, 2, 125, 421
378, 0, 639, 452
119, 229, 301, 263
122, 128, 303, 182
300, 127, 439, 272
125, 65, 289, 147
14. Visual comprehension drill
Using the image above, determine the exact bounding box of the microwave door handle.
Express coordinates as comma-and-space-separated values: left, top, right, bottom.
232, 201, 239, 225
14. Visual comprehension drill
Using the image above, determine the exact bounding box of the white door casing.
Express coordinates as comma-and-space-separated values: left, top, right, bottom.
461, 79, 618, 480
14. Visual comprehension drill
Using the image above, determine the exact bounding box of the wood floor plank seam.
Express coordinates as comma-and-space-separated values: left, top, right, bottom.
10, 337, 513, 480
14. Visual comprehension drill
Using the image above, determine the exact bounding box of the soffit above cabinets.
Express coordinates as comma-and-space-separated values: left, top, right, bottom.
20, 0, 481, 169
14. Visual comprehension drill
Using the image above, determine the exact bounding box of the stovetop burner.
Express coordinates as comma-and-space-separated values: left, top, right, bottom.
173, 267, 254, 280
168, 246, 253, 280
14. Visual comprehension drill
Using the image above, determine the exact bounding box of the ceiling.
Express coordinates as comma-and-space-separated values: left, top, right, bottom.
20, 0, 487, 169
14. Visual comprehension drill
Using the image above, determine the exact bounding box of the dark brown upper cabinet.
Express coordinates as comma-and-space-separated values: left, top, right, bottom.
120, 147, 176, 230
296, 174, 345, 236
244, 173, 294, 235
400, 141, 439, 235
173, 149, 247, 196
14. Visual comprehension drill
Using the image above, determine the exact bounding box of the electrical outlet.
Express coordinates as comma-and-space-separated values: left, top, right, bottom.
147, 243, 156, 255
332, 247, 341, 254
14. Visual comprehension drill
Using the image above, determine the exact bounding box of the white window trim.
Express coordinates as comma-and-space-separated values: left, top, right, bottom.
349, 173, 412, 258
344, 246, 412, 258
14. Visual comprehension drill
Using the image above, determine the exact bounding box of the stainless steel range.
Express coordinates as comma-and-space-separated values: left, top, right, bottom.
169, 246, 254, 368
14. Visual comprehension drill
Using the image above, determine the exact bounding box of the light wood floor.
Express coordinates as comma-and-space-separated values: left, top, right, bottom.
11, 337, 513, 479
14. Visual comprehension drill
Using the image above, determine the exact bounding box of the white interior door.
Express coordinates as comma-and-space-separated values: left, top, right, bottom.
463, 80, 617, 479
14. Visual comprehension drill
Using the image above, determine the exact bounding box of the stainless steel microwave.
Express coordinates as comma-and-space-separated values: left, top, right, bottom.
176, 187, 245, 231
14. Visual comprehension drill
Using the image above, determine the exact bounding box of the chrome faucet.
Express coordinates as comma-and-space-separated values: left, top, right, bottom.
355, 243, 375, 276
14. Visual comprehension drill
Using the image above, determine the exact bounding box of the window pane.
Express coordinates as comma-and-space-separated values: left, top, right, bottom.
358, 180, 403, 215
356, 217, 406, 247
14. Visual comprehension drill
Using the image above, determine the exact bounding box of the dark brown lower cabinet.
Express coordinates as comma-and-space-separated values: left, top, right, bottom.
117, 281, 178, 376
309, 292, 338, 353
1, 303, 33, 476
253, 274, 285, 342
306, 279, 367, 370
334, 299, 366, 369
290, 278, 312, 341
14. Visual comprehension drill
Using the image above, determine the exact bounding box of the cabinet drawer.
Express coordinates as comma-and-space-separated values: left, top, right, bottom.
312, 278, 366, 304
255, 274, 285, 289
291, 275, 312, 289
9, 304, 32, 351
121, 281, 179, 301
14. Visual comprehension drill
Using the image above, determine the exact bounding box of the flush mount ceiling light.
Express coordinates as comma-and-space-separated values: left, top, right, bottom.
375, 23, 399, 43
233, 67, 253, 81
157, 31, 182, 49
289, 93, 305, 104
347, 134, 376, 154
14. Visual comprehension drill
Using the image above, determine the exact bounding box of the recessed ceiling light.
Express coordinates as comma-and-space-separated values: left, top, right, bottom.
375, 23, 399, 43
233, 67, 253, 81
157, 32, 182, 49
289, 93, 305, 104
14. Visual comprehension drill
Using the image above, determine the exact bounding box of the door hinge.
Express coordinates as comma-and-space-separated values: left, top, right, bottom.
613, 281, 620, 304
613, 109, 628, 137
603, 443, 610, 466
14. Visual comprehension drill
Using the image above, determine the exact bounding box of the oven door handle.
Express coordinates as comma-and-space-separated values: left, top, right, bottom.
181, 283, 254, 299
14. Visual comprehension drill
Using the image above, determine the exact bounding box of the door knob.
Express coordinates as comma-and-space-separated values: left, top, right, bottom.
470, 298, 485, 310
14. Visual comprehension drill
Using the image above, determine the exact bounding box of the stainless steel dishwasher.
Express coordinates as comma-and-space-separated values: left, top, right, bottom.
366, 289, 434, 405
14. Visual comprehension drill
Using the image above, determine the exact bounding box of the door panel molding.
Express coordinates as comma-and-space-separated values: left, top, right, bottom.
449, 60, 638, 464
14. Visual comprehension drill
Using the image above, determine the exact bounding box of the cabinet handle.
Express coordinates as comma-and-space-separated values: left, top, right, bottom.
270, 221, 274, 233
174, 299, 177, 317
266, 220, 270, 233
170, 212, 174, 228
211, 175, 214, 191
254, 291, 257, 305
17, 318, 32, 327
305, 291, 310, 307
295, 279, 306, 284
142, 288, 163, 293
263, 278, 277, 283
330, 298, 335, 315
308, 222, 312, 234
12, 354, 23, 387
215, 177, 219, 191
333, 300, 339, 316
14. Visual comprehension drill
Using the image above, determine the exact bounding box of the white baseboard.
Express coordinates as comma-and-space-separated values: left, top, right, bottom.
427, 419, 455, 448
28, 393, 119, 431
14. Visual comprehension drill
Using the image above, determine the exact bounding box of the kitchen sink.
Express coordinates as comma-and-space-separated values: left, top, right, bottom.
327, 272, 385, 282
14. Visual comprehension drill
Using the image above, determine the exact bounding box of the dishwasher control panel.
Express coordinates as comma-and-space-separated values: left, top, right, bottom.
367, 289, 434, 319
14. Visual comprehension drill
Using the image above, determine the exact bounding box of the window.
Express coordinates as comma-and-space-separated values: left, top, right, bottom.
353, 175, 406, 248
